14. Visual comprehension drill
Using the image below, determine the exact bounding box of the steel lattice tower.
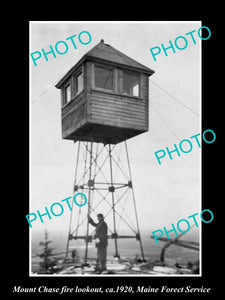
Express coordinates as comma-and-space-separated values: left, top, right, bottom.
65, 140, 145, 263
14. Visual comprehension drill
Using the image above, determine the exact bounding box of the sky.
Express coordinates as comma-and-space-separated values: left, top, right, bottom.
30, 21, 201, 237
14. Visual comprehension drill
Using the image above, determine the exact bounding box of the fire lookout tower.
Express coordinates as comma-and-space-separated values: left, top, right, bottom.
55, 39, 154, 263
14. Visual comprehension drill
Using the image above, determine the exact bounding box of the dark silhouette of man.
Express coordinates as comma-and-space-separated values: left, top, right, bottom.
88, 213, 108, 273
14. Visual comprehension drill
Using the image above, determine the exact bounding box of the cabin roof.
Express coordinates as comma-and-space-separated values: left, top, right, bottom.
55, 40, 154, 88
85, 40, 154, 74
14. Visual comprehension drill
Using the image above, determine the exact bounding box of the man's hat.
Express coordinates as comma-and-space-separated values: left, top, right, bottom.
97, 213, 104, 218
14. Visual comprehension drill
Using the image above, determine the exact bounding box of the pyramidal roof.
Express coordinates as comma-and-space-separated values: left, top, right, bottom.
56, 40, 154, 88
85, 39, 154, 74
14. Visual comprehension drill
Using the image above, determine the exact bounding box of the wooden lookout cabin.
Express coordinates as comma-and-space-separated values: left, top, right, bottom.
55, 39, 154, 145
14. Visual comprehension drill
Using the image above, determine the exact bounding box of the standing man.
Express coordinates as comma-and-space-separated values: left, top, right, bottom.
88, 213, 108, 273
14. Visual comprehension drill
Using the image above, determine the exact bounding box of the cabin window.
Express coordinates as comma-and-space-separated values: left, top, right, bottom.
75, 70, 84, 95
64, 83, 71, 105
94, 65, 114, 91
122, 71, 140, 97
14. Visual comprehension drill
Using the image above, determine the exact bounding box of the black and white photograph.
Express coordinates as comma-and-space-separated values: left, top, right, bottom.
30, 21, 201, 276
6, 17, 220, 298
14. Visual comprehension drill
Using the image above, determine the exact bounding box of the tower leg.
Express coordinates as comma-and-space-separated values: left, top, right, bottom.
65, 141, 81, 259
125, 141, 145, 261
108, 144, 119, 258
84, 141, 93, 265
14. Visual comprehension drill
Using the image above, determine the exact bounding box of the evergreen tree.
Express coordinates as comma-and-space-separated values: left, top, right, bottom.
38, 230, 55, 273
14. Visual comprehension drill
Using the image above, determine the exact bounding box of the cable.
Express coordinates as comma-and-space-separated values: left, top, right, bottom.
149, 100, 180, 141
150, 79, 199, 117
31, 62, 76, 104
32, 85, 55, 103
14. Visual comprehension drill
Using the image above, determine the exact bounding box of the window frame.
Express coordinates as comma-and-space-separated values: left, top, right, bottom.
61, 67, 85, 108
93, 64, 115, 92
74, 67, 84, 96
121, 70, 141, 98
63, 82, 71, 106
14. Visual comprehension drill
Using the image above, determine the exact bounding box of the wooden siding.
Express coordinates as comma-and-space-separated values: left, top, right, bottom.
89, 90, 148, 131
61, 92, 87, 138
140, 74, 149, 129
